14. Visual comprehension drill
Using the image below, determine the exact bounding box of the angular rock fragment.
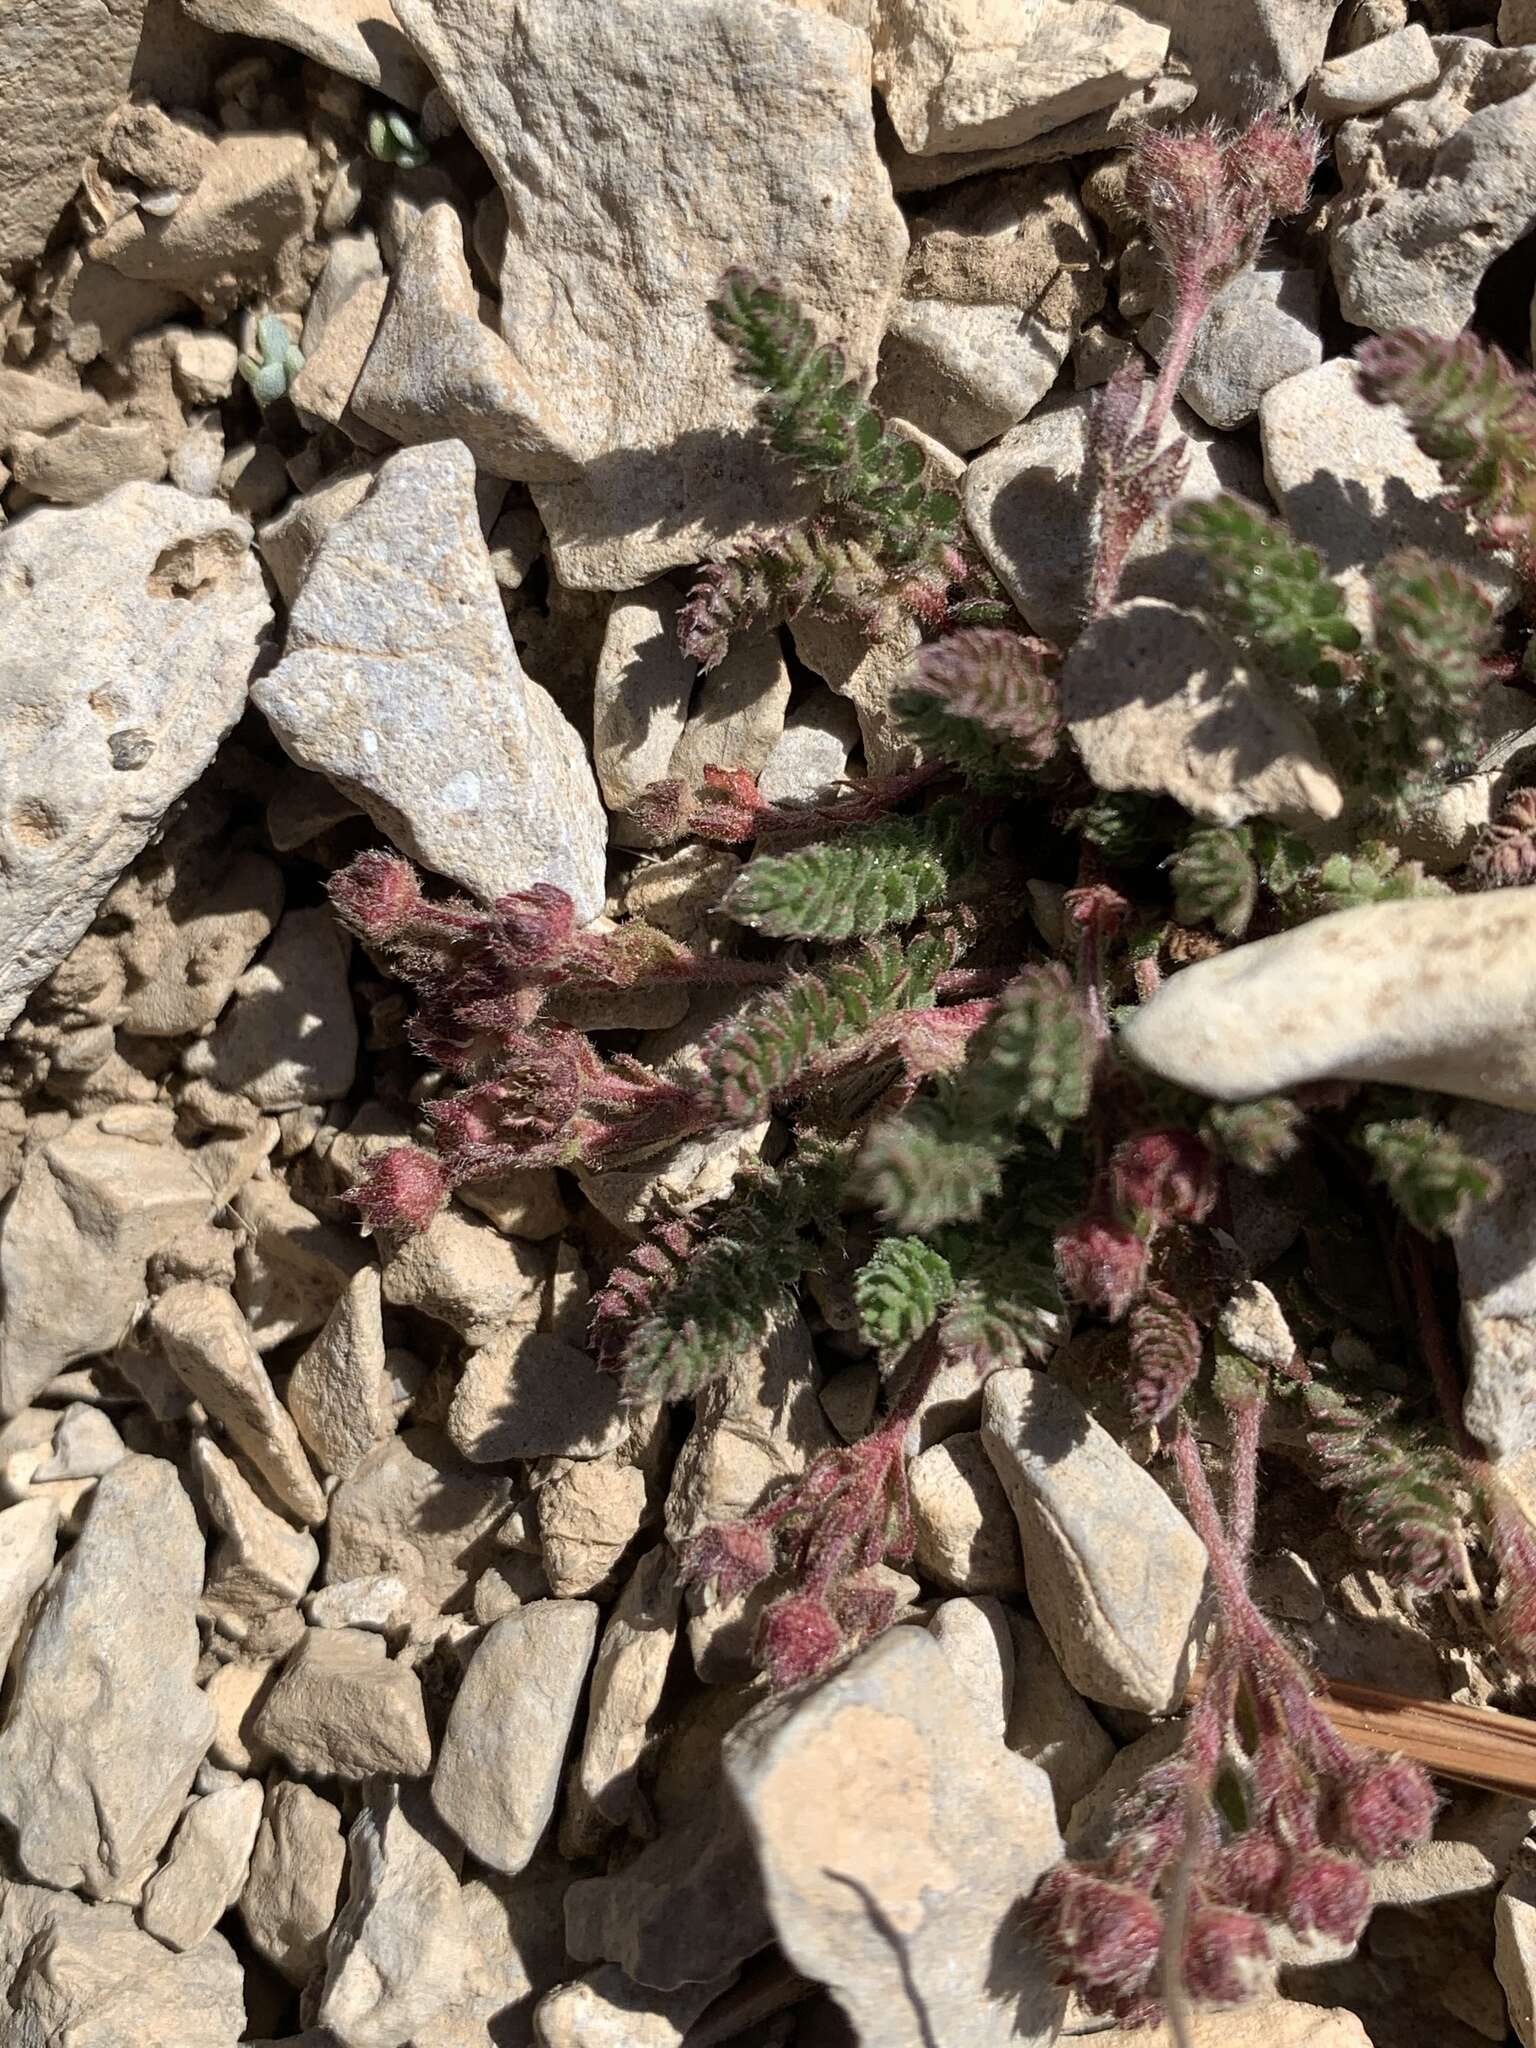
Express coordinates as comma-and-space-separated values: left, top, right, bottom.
573, 1545, 682, 1839
240, 1777, 348, 1987
182, 905, 358, 1113
195, 1435, 320, 1625
179, 0, 429, 102
253, 439, 607, 921
0, 1498, 58, 1676
1450, 1106, 1536, 1461
287, 1265, 394, 1478
0, 1456, 215, 1899
1129, 0, 1336, 119
380, 1200, 547, 1342
253, 1627, 433, 1781
908, 1432, 1029, 1594
449, 1331, 625, 1465
538, 1456, 649, 1599
0, 483, 269, 1031
140, 1780, 265, 1952
325, 1428, 512, 1610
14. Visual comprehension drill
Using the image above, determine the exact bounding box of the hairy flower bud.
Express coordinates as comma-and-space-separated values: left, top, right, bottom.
1277, 1852, 1372, 1944
756, 1592, 844, 1690
829, 1571, 899, 1646
1055, 1214, 1150, 1321
1180, 1905, 1270, 2005
1223, 112, 1320, 219
1331, 1759, 1437, 1864
1028, 1867, 1163, 2003
1111, 1130, 1219, 1230
348, 1145, 451, 1232
1212, 1833, 1286, 1916
329, 848, 423, 942
680, 1518, 777, 1603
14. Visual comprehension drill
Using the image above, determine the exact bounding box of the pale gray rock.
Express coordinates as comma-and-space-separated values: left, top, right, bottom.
1219, 1281, 1298, 1371
319, 1784, 471, 2048
257, 462, 378, 608
664, 634, 793, 796
254, 1627, 433, 1782
756, 690, 861, 806
0, 1111, 220, 1413
1260, 358, 1517, 620
233, 1175, 366, 1352
964, 388, 1268, 646
0, 1456, 215, 1899
0, 483, 268, 1030
537, 1456, 649, 1600
289, 277, 390, 436
1136, 258, 1323, 431
574, 1546, 682, 1839
240, 1778, 348, 1987
908, 1432, 1029, 1594
1331, 38, 1536, 336
354, 202, 582, 481
1497, 1852, 1536, 2048
1006, 1611, 1118, 1821
395, 0, 906, 589
181, 0, 428, 105
1123, 893, 1536, 1114
151, 1282, 327, 1525
254, 440, 607, 921
981, 1369, 1206, 1714
592, 583, 694, 823
1129, 0, 1338, 118
534, 1967, 730, 2048
876, 287, 1087, 454
181, 905, 357, 1113
195, 1434, 320, 1625
140, 1780, 265, 1952
1450, 1106, 1536, 1460
0, 1498, 58, 1677
118, 847, 284, 1038
884, 69, 1199, 191
926, 1594, 1016, 1742
287, 1265, 394, 1479
725, 1626, 1066, 2048
449, 1331, 626, 1464
1061, 599, 1343, 827
380, 1200, 546, 1343
0, 0, 148, 270
1305, 21, 1438, 116
306, 1573, 423, 1635
325, 1428, 512, 1609
0, 1879, 247, 2047
873, 0, 1168, 155
790, 609, 923, 776
433, 1601, 599, 1872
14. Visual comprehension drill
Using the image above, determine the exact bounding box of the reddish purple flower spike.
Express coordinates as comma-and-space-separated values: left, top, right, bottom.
1211, 1833, 1286, 1916
1054, 1214, 1150, 1321
1028, 1867, 1163, 2007
1180, 1905, 1270, 2006
1331, 1759, 1437, 1864
1277, 1852, 1372, 1945
1110, 1129, 1219, 1231
757, 1591, 844, 1690
678, 1520, 776, 1605
348, 1145, 452, 1232
1223, 111, 1323, 220
330, 848, 424, 942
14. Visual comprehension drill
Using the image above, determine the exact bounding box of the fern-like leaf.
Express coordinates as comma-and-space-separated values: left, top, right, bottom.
1170, 826, 1258, 938
1357, 1113, 1500, 1236
893, 629, 1062, 787
854, 1237, 955, 1353
1354, 550, 1496, 813
1175, 495, 1360, 683
723, 803, 972, 941
1199, 1095, 1304, 1174
1304, 1378, 1465, 1594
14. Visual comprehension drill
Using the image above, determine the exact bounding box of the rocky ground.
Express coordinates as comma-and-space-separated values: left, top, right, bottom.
4, 1, 1536, 2046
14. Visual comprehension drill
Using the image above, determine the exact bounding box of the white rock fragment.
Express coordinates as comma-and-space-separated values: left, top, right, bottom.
319, 1785, 471, 2048
0, 1498, 57, 1677
140, 1780, 265, 1952
1129, 0, 1336, 119
726, 1626, 1066, 2048
253, 1627, 433, 1782
433, 1601, 600, 1872
1305, 22, 1439, 118
354, 202, 582, 481
538, 1456, 650, 1600
0, 483, 269, 1031
1006, 1611, 1118, 1821
873, 0, 1168, 155
1497, 1852, 1536, 2048
394, 0, 906, 588
380, 1201, 546, 1343
1060, 600, 1343, 827
182, 905, 358, 1112
325, 1428, 512, 1610
233, 1175, 366, 1352
756, 691, 862, 806
1331, 38, 1536, 336
926, 1594, 1016, 1743
287, 1265, 394, 1478
240, 1778, 348, 1988
1086, 2001, 1373, 2046
908, 1432, 1029, 1594
449, 1331, 626, 1464
253, 439, 607, 921
1219, 1281, 1298, 1372
1450, 1106, 1536, 1460
981, 1369, 1206, 1714
0, 1456, 215, 1899
534, 1966, 729, 2048
151, 1282, 327, 1525
1137, 259, 1323, 432
575, 1546, 682, 1838
1122, 893, 1536, 1114
196, 1435, 320, 1625
180, 0, 429, 102
119, 848, 285, 1038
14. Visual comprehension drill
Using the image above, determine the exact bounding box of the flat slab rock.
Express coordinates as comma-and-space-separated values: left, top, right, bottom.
253, 438, 607, 921
1122, 892, 1536, 1114
0, 482, 270, 1031
725, 1625, 1066, 2048
394, 0, 907, 589
1450, 1105, 1536, 1461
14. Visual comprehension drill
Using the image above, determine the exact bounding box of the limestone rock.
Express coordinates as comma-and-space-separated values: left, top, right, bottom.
1005, 1611, 1118, 1821
1497, 1852, 1536, 2048
380, 1200, 546, 1343
0, 0, 148, 270
981, 1369, 1206, 1713
140, 1780, 265, 1952
354, 203, 581, 481
180, 0, 429, 102
119, 847, 284, 1038
1305, 21, 1439, 117
257, 462, 377, 607
233, 1175, 366, 1352
253, 439, 607, 922
964, 388, 1267, 647
288, 1266, 394, 1478
757, 691, 862, 805
195, 1435, 320, 1625
1137, 258, 1323, 431
433, 1601, 599, 1871
1260, 358, 1516, 619
0, 1456, 215, 1899
1448, 1107, 1536, 1460
151, 1283, 327, 1525
926, 1594, 1016, 1742
0, 1880, 247, 2048
1128, 0, 1338, 119
1061, 599, 1343, 826
289, 277, 390, 435
0, 1498, 58, 1676
533, 1967, 730, 2048
319, 1784, 471, 2048
306, 1573, 423, 1635
908, 1432, 1029, 1594
253, 1627, 433, 1781
1331, 39, 1536, 337
592, 584, 695, 825
873, 0, 1168, 155
0, 482, 269, 1031
240, 1780, 347, 1988
663, 634, 792, 798
394, 0, 906, 588
1122, 892, 1536, 1114
182, 905, 358, 1113
449, 1331, 626, 1464
791, 609, 924, 775
9, 417, 170, 503
574, 1546, 682, 1838
1089, 2003, 1373, 2046
0, 1111, 220, 1413
538, 1456, 650, 1600
325, 1428, 512, 1610
725, 1626, 1066, 2048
